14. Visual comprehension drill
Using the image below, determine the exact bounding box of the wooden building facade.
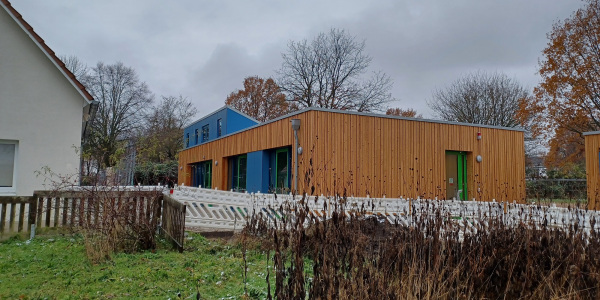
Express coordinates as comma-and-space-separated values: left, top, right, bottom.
584, 131, 600, 209
178, 108, 526, 202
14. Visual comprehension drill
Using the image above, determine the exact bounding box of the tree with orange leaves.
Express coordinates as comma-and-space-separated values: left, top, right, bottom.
226, 76, 294, 123
385, 107, 422, 118
518, 0, 600, 169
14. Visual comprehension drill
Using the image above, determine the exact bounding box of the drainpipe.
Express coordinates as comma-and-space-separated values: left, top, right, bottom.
291, 119, 301, 194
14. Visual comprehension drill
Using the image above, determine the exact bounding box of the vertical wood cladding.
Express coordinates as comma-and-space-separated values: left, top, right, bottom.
585, 133, 600, 209
179, 110, 526, 202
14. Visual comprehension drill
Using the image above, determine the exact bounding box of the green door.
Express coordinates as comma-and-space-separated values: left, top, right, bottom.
445, 151, 467, 200
236, 155, 247, 191
201, 161, 212, 189
274, 149, 289, 193
192, 160, 211, 188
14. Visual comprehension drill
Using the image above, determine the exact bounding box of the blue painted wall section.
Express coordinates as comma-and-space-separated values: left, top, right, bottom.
246, 150, 270, 193
226, 109, 259, 134
183, 107, 259, 149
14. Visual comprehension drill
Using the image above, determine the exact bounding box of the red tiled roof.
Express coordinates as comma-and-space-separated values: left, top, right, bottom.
0, 0, 94, 102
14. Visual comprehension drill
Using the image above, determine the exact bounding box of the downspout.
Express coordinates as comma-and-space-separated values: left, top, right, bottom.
291, 119, 301, 194
294, 130, 298, 193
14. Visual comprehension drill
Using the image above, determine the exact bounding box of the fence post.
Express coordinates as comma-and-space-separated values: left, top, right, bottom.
160, 194, 186, 253
0, 199, 6, 234
179, 204, 186, 253
18, 202, 26, 232
29, 194, 38, 230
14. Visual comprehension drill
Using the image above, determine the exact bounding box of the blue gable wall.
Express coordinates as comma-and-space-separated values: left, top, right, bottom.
183, 109, 226, 148
183, 107, 258, 149
226, 109, 259, 134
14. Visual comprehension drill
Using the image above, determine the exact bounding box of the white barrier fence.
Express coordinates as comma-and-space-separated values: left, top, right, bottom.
170, 186, 600, 234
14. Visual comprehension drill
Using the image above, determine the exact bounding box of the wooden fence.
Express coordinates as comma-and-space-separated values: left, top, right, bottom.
161, 194, 187, 252
31, 190, 164, 230
0, 189, 187, 251
0, 196, 35, 236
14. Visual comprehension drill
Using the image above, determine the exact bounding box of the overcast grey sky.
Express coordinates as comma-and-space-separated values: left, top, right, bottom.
11, 0, 583, 118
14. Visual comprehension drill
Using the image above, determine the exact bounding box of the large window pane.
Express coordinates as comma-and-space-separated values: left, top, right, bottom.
192, 160, 212, 188
276, 149, 289, 191
229, 154, 247, 192
0, 144, 15, 187
238, 156, 247, 191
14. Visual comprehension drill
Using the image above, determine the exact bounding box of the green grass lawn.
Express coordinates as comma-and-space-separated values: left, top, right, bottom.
0, 232, 271, 299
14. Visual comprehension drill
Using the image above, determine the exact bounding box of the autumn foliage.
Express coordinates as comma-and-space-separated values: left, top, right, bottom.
385, 107, 422, 118
226, 76, 294, 123
518, 0, 600, 168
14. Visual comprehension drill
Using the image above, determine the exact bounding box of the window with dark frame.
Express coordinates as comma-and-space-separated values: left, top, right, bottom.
186, 133, 190, 147
195, 129, 199, 144
217, 119, 222, 137
202, 124, 209, 142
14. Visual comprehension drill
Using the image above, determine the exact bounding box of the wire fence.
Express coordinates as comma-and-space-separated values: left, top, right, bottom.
525, 179, 587, 205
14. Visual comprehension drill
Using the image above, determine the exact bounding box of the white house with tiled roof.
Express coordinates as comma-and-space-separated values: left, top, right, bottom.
0, 0, 96, 196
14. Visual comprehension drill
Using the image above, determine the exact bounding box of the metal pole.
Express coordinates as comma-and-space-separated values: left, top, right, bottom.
291, 119, 301, 194
294, 130, 299, 193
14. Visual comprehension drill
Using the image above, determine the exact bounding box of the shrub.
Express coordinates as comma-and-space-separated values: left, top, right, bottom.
44, 187, 163, 263
246, 196, 600, 299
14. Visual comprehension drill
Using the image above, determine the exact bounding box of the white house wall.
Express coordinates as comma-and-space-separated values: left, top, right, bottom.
0, 6, 85, 196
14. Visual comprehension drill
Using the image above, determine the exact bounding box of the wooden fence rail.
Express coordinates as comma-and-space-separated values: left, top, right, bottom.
0, 196, 35, 236
161, 194, 187, 253
31, 190, 165, 230
1, 189, 186, 251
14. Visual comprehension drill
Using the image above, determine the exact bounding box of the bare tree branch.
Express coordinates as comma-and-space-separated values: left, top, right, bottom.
277, 28, 393, 112
428, 71, 528, 128
85, 62, 154, 168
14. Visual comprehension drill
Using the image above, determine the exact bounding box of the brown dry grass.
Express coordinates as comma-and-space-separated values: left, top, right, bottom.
245, 196, 600, 299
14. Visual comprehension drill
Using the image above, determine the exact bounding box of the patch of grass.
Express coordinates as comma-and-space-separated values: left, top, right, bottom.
527, 197, 588, 207
0, 232, 271, 299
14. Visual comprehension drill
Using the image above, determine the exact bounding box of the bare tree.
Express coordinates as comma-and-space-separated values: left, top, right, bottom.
133, 96, 196, 185
85, 62, 154, 169
429, 71, 528, 127
277, 28, 393, 112
60, 55, 91, 84
137, 95, 197, 163
226, 76, 294, 122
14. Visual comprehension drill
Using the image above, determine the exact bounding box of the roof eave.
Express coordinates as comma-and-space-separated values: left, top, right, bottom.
0, 0, 94, 105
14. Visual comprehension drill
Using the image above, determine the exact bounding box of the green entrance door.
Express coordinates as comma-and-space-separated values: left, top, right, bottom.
200, 161, 212, 189
235, 155, 247, 192
192, 160, 212, 188
274, 148, 289, 193
445, 151, 467, 200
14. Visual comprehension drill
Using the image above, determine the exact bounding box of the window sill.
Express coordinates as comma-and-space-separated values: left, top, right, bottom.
0, 191, 17, 196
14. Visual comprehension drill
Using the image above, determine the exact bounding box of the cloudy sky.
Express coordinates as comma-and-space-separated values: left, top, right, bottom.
11, 0, 583, 118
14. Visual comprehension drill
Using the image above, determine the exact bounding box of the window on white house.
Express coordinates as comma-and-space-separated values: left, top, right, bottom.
0, 141, 17, 193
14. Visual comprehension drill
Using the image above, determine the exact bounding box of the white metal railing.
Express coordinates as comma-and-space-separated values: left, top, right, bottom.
169, 186, 600, 234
